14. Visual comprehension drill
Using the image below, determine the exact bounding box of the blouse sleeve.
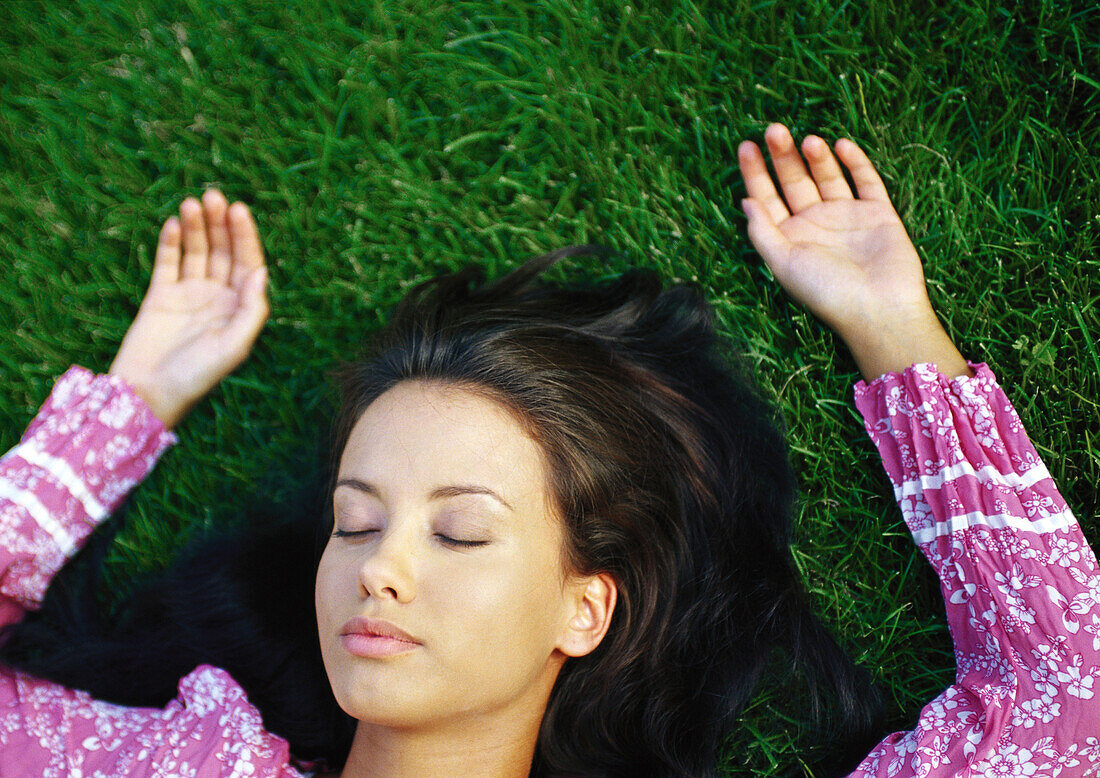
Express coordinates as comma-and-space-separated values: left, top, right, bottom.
1, 663, 302, 776
0, 369, 305, 776
847, 361, 1100, 777
0, 365, 177, 630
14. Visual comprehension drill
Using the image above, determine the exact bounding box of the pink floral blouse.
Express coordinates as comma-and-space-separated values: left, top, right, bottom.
0, 362, 1097, 777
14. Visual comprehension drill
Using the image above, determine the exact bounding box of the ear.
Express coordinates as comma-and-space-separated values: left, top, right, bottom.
557, 572, 617, 658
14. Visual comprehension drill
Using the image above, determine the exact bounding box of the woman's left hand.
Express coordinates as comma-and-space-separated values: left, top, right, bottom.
108, 189, 270, 431
738, 123, 973, 381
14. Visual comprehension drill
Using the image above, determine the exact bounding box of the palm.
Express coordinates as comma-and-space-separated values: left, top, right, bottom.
121, 278, 251, 390
109, 190, 269, 429
738, 127, 936, 343
770, 200, 931, 334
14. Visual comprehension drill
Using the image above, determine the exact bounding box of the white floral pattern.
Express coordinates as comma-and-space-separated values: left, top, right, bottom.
850, 362, 1100, 777
0, 367, 302, 777
2, 362, 1100, 776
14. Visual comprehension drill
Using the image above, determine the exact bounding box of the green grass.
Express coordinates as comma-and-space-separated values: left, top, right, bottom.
0, 0, 1097, 774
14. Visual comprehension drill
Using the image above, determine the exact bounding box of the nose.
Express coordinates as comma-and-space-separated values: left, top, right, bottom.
357, 526, 417, 604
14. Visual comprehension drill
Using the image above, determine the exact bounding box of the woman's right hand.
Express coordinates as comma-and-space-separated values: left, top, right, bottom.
107, 189, 270, 430
737, 123, 973, 381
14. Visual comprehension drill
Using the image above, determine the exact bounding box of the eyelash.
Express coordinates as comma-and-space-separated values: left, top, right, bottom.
330, 529, 374, 539
330, 529, 488, 549
437, 536, 489, 549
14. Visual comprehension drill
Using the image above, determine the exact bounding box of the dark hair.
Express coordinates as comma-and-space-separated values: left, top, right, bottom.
323, 245, 884, 775
1, 245, 884, 776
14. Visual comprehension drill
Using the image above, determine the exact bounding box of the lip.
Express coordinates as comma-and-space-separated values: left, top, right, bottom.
340, 616, 421, 657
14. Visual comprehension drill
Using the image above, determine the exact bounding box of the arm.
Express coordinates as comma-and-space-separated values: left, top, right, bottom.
847, 359, 1100, 776
0, 194, 295, 777
1, 189, 269, 628
0, 368, 177, 630
738, 125, 1100, 775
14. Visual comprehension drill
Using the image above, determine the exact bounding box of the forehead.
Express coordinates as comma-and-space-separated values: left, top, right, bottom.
339, 381, 549, 497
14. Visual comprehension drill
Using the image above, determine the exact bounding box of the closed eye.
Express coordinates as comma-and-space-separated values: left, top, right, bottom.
332, 529, 378, 539
332, 529, 487, 548
436, 535, 489, 549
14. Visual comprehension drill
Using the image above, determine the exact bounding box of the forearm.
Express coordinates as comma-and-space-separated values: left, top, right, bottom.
850, 358, 1098, 776
841, 309, 975, 383
1, 367, 177, 625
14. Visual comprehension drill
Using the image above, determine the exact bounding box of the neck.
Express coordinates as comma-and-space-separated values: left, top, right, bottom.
337, 709, 542, 778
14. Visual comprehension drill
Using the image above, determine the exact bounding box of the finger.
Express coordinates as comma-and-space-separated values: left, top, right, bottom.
764, 123, 821, 213
742, 197, 792, 274
220, 266, 270, 363
150, 216, 182, 286
202, 189, 233, 285
801, 135, 854, 200
738, 140, 790, 225
834, 138, 891, 202
227, 202, 266, 291
179, 197, 209, 279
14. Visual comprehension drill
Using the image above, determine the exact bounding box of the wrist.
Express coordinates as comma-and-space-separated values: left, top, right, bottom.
107, 367, 185, 431
841, 311, 974, 383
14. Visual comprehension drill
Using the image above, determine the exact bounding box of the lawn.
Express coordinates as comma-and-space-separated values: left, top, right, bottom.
0, 0, 1097, 774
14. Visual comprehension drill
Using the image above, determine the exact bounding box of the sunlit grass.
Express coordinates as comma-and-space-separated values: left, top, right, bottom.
0, 1, 1096, 774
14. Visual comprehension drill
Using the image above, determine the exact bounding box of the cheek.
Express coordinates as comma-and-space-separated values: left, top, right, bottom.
314, 544, 346, 633
437, 546, 569, 652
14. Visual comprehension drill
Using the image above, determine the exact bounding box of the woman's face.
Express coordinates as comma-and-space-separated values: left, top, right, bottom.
315, 380, 614, 731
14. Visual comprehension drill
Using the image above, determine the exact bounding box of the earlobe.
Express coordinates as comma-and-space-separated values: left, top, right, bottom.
559, 572, 617, 658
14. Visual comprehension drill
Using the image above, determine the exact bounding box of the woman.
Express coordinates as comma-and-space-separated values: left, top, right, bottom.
0, 123, 1097, 776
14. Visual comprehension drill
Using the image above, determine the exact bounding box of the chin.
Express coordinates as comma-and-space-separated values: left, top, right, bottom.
325, 663, 431, 727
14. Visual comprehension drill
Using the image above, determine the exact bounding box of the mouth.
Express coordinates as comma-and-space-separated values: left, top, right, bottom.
339, 616, 421, 657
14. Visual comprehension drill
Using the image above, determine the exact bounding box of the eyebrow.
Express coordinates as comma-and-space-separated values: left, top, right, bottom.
334, 478, 515, 512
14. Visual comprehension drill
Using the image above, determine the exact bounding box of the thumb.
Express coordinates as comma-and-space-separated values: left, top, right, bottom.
221, 266, 269, 355
742, 198, 791, 276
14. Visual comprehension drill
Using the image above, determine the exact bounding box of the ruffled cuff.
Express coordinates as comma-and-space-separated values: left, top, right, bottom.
9, 365, 177, 553
852, 360, 1075, 546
